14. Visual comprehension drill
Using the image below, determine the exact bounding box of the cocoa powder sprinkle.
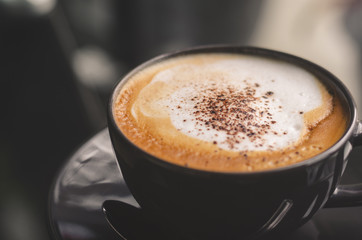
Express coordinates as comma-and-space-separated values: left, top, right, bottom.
188, 82, 280, 149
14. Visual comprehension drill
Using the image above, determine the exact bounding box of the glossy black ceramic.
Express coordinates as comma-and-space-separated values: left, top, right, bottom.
48, 129, 362, 240
107, 46, 362, 240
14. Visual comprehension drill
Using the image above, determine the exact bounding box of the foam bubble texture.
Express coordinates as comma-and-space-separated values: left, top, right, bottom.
138, 56, 324, 151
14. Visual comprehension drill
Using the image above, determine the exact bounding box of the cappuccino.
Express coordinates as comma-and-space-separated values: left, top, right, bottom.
113, 53, 347, 172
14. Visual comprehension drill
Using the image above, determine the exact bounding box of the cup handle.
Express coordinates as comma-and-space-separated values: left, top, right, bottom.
325, 120, 362, 208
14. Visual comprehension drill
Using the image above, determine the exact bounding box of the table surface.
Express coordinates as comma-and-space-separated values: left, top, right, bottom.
48, 129, 362, 240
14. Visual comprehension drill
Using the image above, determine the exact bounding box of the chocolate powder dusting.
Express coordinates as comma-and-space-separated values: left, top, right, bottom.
190, 82, 279, 150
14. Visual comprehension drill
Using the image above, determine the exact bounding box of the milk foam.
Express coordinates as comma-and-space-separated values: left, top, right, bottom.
132, 56, 328, 152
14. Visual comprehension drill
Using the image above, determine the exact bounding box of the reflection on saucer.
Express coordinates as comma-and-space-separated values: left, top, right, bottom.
48, 129, 362, 240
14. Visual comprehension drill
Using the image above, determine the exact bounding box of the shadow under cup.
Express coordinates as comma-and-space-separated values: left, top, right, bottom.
108, 46, 362, 239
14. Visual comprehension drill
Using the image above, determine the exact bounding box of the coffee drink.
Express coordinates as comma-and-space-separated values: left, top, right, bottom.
113, 53, 347, 172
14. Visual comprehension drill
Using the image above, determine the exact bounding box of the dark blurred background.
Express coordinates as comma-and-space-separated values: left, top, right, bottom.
1, 0, 362, 239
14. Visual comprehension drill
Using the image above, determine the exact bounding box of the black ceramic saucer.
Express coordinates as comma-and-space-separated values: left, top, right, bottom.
48, 129, 362, 240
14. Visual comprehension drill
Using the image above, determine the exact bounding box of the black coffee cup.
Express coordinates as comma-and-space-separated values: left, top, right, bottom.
108, 46, 362, 239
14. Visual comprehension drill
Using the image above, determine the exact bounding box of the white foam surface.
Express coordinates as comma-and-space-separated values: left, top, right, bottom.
136, 56, 323, 151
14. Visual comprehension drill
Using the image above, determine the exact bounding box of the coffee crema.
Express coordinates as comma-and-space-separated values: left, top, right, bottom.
113, 53, 347, 172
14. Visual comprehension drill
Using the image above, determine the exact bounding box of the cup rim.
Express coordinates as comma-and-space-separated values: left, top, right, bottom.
108, 44, 357, 176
